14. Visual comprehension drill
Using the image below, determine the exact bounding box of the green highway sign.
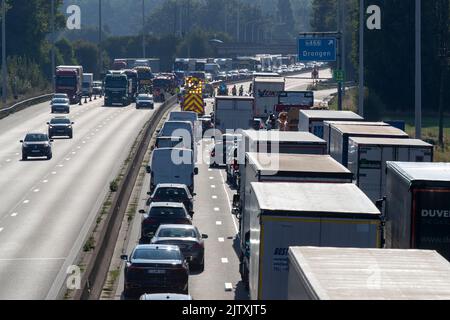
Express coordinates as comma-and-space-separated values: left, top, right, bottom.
334, 70, 345, 82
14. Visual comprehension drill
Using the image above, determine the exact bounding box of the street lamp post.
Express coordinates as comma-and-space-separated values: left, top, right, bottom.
99, 0, 102, 77
142, 0, 146, 58
51, 0, 55, 91
415, 0, 422, 139
2, 0, 6, 104
358, 0, 364, 117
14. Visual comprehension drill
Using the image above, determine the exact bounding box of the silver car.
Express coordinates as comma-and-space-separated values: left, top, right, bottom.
151, 224, 208, 271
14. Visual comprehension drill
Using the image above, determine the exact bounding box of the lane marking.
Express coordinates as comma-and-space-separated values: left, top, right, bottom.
218, 237, 225, 242
65, 158, 70, 161
58, 164, 64, 167
6, 159, 11, 162
224, 283, 233, 291
33, 189, 40, 193
211, 185, 216, 189
212, 195, 218, 199
221, 258, 229, 264
216, 221, 222, 225
23, 200, 30, 204
218, 170, 239, 234
209, 176, 214, 180
43, 180, 48, 183
72, 151, 76, 155
214, 207, 220, 212
0, 228, 3, 233
11, 213, 18, 217
0, 257, 66, 262
51, 171, 57, 175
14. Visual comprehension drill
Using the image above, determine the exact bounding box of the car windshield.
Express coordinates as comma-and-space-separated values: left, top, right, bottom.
132, 248, 181, 261
138, 95, 152, 100
25, 134, 47, 142
52, 99, 68, 104
149, 206, 186, 218
157, 228, 197, 239
56, 77, 76, 87
54, 94, 68, 99
154, 188, 188, 201
50, 118, 70, 125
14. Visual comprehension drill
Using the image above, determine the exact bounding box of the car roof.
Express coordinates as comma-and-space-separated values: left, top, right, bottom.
157, 224, 196, 230
149, 202, 186, 208
134, 244, 180, 251
26, 132, 47, 135
155, 183, 189, 189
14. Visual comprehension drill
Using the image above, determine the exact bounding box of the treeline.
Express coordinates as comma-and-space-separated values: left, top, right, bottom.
311, 0, 450, 118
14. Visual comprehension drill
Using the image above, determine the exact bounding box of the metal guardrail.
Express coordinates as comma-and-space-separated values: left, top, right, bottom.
73, 94, 178, 300
0, 93, 53, 120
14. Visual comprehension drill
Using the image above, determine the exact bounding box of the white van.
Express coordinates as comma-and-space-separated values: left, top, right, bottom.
159, 121, 196, 161
169, 112, 200, 141
147, 148, 198, 193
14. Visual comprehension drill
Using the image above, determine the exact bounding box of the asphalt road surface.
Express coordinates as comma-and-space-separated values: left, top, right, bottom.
0, 97, 160, 299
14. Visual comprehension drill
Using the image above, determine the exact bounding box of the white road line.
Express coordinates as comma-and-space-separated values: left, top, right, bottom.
208, 169, 212, 172
43, 180, 48, 183
221, 258, 229, 264
33, 189, 40, 193
82, 141, 86, 144
58, 164, 64, 167
218, 170, 239, 234
214, 207, 220, 212
6, 159, 10, 162
51, 171, 57, 175
224, 283, 233, 291
0, 257, 66, 262
218, 237, 225, 242
216, 221, 222, 225
209, 176, 214, 180
65, 158, 70, 161
212, 195, 218, 199
0, 228, 3, 233
211, 185, 216, 188
23, 200, 29, 204
72, 151, 76, 154
11, 213, 18, 217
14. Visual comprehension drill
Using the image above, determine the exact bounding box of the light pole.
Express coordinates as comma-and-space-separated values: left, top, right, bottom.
142, 0, 146, 58
337, 0, 343, 111
358, 0, 364, 117
2, 0, 6, 104
236, 1, 240, 41
99, 0, 102, 77
415, 0, 422, 139
51, 0, 55, 91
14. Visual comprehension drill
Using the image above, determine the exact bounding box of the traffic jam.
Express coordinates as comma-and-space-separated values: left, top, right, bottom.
111, 57, 450, 300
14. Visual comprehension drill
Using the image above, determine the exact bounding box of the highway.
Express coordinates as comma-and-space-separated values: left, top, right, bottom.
0, 98, 161, 299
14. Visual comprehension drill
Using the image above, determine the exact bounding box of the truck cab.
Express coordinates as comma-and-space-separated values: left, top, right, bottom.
104, 73, 132, 106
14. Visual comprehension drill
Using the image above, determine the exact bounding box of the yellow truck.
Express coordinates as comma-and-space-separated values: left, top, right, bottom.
181, 76, 205, 115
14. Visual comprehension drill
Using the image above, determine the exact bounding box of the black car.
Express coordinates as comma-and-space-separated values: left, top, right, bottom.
20, 133, 53, 160
147, 184, 194, 215
51, 102, 70, 114
139, 202, 192, 244
47, 117, 74, 139
121, 244, 189, 299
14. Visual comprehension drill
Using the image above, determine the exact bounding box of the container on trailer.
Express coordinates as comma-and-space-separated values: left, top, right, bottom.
348, 138, 433, 202
214, 96, 254, 134
252, 77, 285, 118
328, 123, 409, 167
299, 110, 364, 138
248, 182, 381, 300
287, 247, 450, 300
385, 162, 450, 261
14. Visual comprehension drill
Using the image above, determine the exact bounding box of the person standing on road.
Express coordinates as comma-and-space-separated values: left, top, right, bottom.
278, 112, 289, 131
232, 85, 237, 96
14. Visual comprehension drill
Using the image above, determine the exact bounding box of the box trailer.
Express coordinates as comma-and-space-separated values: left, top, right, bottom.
241, 130, 327, 156
385, 162, 450, 261
299, 110, 364, 138
328, 123, 409, 167
248, 182, 381, 300
323, 121, 389, 153
348, 137, 433, 202
214, 96, 254, 134
287, 247, 450, 300
252, 77, 285, 118
238, 153, 354, 273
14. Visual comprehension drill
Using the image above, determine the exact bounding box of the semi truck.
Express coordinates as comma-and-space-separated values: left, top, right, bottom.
134, 66, 153, 94
55, 65, 83, 104
252, 77, 285, 118
299, 110, 364, 138
123, 69, 138, 101
327, 122, 409, 167
104, 72, 132, 106
385, 162, 450, 262
214, 97, 254, 134
347, 137, 433, 202
287, 247, 450, 300
247, 182, 381, 300
236, 153, 354, 288
82, 73, 94, 99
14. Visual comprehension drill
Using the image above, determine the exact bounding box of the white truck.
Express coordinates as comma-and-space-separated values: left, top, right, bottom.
214, 97, 254, 134
247, 182, 381, 300
347, 137, 433, 202
327, 122, 409, 167
287, 247, 450, 300
299, 110, 364, 138
384, 162, 450, 262
252, 77, 285, 118
237, 153, 354, 287
82, 73, 94, 99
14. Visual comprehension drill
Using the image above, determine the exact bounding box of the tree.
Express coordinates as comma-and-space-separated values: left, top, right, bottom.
73, 40, 99, 74
56, 38, 77, 65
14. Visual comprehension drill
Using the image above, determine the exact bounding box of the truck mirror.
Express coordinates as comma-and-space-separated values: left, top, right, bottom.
194, 168, 199, 175
146, 165, 151, 174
